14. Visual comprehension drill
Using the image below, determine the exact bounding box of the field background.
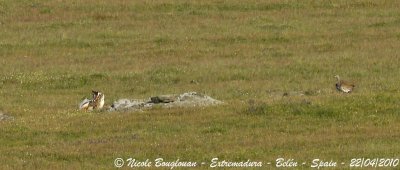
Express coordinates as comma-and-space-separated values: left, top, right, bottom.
1, 0, 400, 169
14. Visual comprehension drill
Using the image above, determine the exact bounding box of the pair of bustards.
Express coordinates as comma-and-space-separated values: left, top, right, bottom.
78, 75, 354, 111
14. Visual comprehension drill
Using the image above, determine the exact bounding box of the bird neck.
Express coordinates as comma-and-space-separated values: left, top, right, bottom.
336, 76, 341, 84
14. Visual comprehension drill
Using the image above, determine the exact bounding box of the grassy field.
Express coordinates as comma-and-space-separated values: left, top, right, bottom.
1, 0, 400, 169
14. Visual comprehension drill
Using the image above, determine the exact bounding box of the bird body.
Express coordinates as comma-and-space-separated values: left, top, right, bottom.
79, 98, 92, 110
334, 75, 355, 93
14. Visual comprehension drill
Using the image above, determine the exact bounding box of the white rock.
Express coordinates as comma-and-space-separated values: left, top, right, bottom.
109, 92, 222, 112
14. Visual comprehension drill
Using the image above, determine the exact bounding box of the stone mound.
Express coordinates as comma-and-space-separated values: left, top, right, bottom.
109, 92, 223, 112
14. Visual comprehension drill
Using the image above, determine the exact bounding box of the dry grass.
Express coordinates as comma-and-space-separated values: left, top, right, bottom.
1, 0, 400, 169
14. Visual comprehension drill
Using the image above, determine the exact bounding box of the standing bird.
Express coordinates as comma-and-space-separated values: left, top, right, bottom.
79, 90, 105, 111
334, 75, 355, 93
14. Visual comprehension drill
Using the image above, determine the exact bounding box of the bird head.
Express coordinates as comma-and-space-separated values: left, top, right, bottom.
334, 75, 340, 80
92, 90, 101, 100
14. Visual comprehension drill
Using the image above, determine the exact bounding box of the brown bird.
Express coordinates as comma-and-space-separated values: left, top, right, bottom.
79, 90, 105, 111
334, 75, 355, 93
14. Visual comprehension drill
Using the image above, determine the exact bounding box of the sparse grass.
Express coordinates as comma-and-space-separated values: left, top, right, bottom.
1, 0, 400, 169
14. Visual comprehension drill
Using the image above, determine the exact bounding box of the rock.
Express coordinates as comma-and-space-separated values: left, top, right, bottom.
170, 92, 222, 108
108, 99, 150, 112
0, 111, 14, 121
150, 95, 177, 103
109, 92, 222, 112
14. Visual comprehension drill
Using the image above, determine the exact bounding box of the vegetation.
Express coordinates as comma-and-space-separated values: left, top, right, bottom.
1, 0, 400, 169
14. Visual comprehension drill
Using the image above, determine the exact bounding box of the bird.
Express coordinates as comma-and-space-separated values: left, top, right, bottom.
334, 75, 355, 93
79, 90, 105, 111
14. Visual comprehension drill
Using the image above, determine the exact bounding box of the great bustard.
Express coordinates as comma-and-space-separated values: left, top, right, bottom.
79, 90, 105, 111
334, 75, 355, 93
